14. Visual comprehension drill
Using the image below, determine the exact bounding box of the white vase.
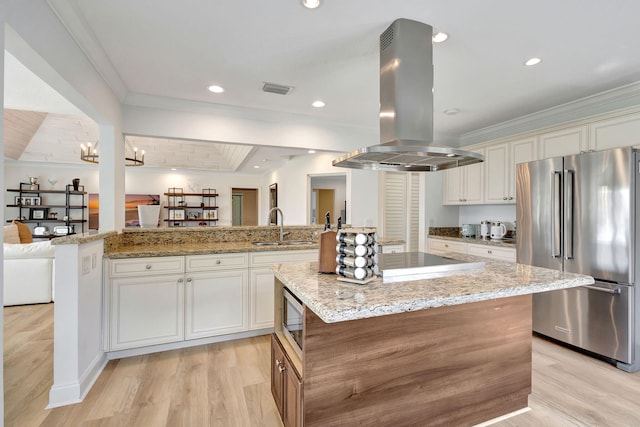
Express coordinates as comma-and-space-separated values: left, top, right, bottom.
137, 204, 161, 228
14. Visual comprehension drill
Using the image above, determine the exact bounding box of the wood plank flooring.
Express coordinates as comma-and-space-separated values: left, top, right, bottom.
4, 303, 640, 426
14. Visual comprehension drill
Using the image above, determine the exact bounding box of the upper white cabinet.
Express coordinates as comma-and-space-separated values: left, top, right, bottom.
443, 148, 484, 205
538, 125, 588, 159
484, 138, 537, 204
589, 112, 640, 151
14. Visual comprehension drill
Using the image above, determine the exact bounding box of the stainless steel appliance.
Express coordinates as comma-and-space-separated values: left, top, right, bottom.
516, 146, 640, 371
332, 18, 483, 171
282, 287, 303, 358
480, 220, 491, 239
490, 221, 507, 240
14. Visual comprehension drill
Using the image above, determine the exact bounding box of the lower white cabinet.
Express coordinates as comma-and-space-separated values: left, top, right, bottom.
107, 249, 318, 352
110, 273, 185, 350
250, 267, 278, 330
378, 243, 406, 254
428, 238, 515, 262
185, 269, 248, 339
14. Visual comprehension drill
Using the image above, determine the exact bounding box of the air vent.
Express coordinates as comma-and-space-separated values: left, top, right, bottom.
380, 26, 394, 51
262, 82, 293, 95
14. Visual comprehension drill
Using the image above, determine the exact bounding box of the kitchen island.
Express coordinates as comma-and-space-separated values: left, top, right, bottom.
271, 254, 594, 426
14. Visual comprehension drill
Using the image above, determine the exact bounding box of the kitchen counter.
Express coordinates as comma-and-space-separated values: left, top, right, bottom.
272, 254, 593, 426
273, 254, 593, 323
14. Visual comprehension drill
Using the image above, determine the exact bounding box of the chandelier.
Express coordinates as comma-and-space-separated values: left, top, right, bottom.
80, 140, 145, 166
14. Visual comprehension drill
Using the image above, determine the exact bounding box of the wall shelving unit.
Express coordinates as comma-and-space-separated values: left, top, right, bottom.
164, 187, 218, 226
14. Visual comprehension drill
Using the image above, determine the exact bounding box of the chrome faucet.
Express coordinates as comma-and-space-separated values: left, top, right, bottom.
267, 207, 288, 241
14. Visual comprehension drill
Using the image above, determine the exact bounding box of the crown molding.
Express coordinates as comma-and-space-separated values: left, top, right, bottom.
460, 81, 640, 146
47, 0, 128, 101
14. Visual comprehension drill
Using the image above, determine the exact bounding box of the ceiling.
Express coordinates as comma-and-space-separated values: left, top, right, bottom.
6, 0, 640, 171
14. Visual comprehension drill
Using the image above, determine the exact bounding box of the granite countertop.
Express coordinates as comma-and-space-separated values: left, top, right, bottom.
429, 235, 516, 248
104, 240, 319, 258
272, 254, 594, 323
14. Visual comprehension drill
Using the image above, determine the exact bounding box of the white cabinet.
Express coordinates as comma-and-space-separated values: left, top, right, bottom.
378, 244, 405, 254
443, 148, 484, 205
110, 273, 185, 350
538, 125, 588, 159
484, 138, 537, 204
248, 250, 318, 330
185, 269, 248, 339
466, 243, 516, 262
108, 253, 249, 351
428, 238, 467, 255
428, 238, 516, 262
589, 112, 640, 151
250, 267, 278, 330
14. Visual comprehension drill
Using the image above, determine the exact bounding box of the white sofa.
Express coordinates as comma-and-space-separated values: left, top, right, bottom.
3, 240, 55, 306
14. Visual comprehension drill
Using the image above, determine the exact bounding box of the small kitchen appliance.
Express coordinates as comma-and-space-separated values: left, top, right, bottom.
480, 220, 491, 239
461, 224, 478, 237
490, 222, 507, 240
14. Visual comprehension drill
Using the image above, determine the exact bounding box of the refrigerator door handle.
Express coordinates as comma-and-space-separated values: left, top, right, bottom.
564, 169, 575, 260
582, 284, 622, 295
552, 171, 562, 258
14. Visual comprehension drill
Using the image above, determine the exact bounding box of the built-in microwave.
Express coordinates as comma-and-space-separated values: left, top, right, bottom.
282, 287, 303, 358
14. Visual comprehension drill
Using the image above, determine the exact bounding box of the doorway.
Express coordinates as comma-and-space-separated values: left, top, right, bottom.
312, 189, 335, 225
231, 188, 258, 226
309, 174, 346, 225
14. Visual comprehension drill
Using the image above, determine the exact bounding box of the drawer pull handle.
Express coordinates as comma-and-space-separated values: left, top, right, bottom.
216, 260, 222, 265
177, 278, 184, 284
186, 277, 192, 283
444, 244, 449, 248
276, 358, 283, 367
487, 250, 492, 254
145, 264, 152, 270
279, 364, 286, 373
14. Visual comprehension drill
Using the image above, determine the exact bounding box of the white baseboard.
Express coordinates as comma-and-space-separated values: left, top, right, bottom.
473, 407, 531, 427
47, 352, 107, 409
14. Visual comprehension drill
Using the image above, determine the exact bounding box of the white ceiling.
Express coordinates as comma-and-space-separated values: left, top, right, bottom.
6, 0, 640, 171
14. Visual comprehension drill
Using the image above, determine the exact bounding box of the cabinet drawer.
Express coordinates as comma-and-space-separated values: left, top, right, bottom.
109, 256, 185, 277
379, 244, 405, 254
249, 250, 318, 267
186, 252, 249, 271
467, 244, 516, 262
428, 238, 466, 255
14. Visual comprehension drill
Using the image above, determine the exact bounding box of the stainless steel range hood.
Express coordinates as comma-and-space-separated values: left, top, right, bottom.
333, 18, 483, 172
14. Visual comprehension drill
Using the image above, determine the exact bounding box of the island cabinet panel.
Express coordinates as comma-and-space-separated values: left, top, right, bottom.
272, 334, 303, 427
301, 295, 532, 427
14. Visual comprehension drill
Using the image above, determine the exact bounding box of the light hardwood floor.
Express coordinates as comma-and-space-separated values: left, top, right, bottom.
4, 303, 640, 426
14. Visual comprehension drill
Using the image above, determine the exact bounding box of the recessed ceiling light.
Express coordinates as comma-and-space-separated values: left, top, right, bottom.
432, 32, 448, 43
312, 100, 325, 108
301, 0, 320, 9
308, 150, 316, 154
443, 108, 459, 116
208, 85, 224, 93
253, 165, 260, 169
170, 168, 177, 171
524, 57, 541, 66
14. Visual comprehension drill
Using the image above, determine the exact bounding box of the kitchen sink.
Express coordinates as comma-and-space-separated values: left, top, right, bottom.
252, 240, 315, 246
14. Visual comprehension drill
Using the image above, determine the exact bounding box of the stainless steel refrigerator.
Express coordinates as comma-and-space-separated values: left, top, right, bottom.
516, 146, 640, 372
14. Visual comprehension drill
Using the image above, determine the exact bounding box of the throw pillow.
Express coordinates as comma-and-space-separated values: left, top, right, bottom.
12, 221, 33, 244
3, 224, 20, 244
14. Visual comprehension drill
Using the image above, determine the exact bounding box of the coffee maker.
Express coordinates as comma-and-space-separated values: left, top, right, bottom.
479, 220, 490, 239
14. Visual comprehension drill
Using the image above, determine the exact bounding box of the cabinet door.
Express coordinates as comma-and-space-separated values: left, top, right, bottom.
589, 112, 640, 151
379, 244, 405, 254
508, 137, 538, 202
442, 168, 463, 205
461, 148, 484, 204
271, 335, 285, 418
484, 143, 510, 204
249, 267, 276, 330
428, 238, 467, 255
538, 125, 588, 158
466, 243, 516, 262
110, 274, 184, 350
185, 269, 248, 339
284, 360, 303, 427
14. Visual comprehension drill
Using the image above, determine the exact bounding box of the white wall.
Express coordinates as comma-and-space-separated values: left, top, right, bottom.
269, 153, 379, 227
459, 204, 517, 230
424, 172, 459, 228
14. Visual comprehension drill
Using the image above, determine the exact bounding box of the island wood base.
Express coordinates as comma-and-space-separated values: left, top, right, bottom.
286, 294, 533, 426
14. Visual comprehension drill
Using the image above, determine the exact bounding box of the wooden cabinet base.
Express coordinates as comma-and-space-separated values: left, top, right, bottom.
297, 294, 532, 426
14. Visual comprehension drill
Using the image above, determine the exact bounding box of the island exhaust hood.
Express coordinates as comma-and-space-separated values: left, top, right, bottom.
333, 18, 484, 171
